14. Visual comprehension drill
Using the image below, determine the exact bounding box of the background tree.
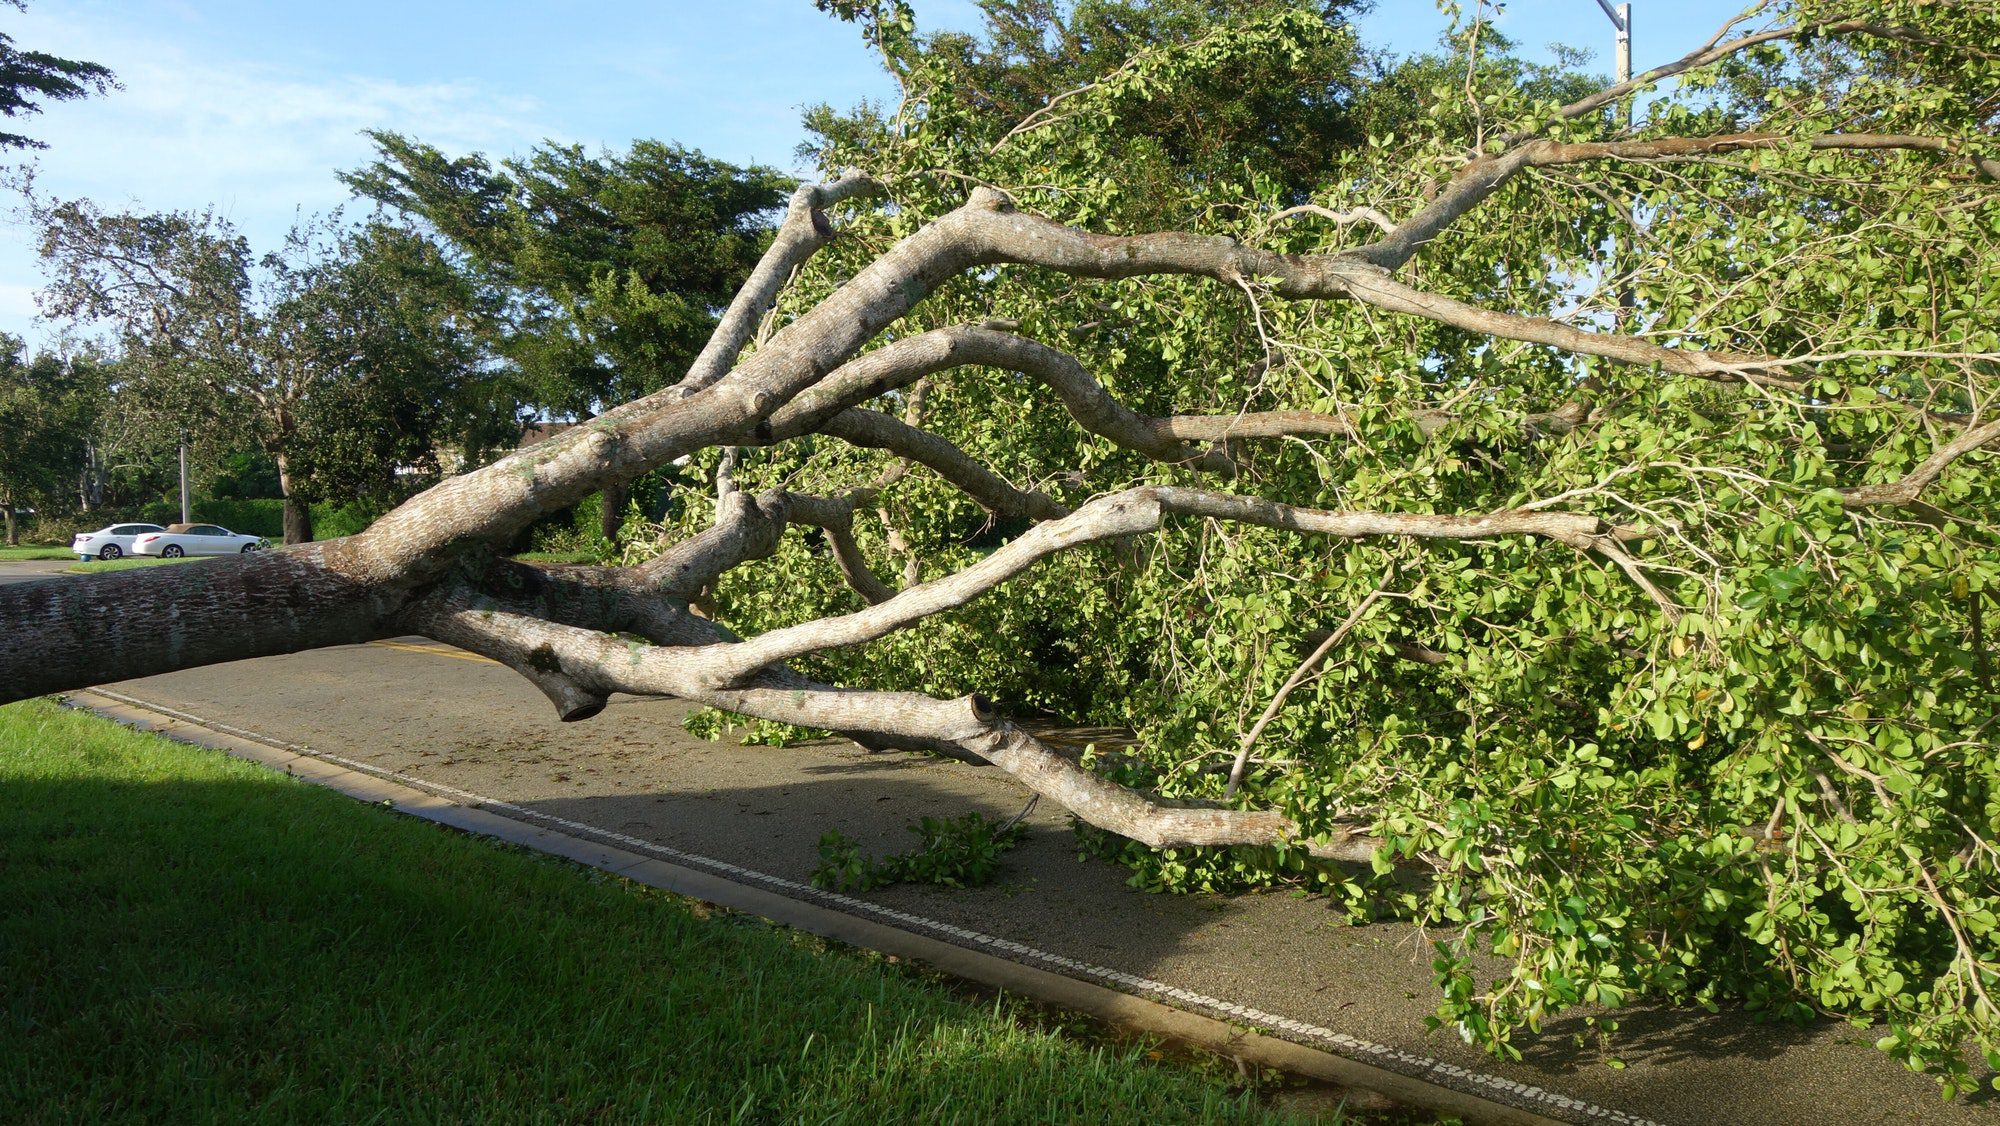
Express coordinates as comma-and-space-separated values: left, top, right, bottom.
3, 0, 1998, 1094
270, 222, 519, 513
29, 203, 510, 542
0, 333, 97, 542
0, 0, 115, 152
343, 138, 791, 538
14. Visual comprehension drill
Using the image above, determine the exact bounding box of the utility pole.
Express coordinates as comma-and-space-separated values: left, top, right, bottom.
178, 431, 190, 524
1593, 0, 1632, 96
1593, 1, 1635, 324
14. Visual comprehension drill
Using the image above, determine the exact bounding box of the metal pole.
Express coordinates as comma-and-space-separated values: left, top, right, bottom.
1614, 5, 1631, 79
1593, 1, 1636, 322
1592, 0, 1633, 87
1615, 4, 1632, 121
178, 433, 190, 524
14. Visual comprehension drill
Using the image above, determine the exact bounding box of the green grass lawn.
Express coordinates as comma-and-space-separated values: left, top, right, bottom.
0, 544, 77, 561
0, 699, 1345, 1125
66, 555, 205, 574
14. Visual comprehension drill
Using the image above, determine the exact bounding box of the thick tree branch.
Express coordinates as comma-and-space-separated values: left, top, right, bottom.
634, 489, 791, 600
354, 183, 1001, 575
779, 489, 900, 606
1330, 268, 1805, 389
411, 597, 1380, 861
818, 409, 1071, 521
952, 195, 1802, 388
768, 323, 1347, 473
681, 169, 884, 393
617, 482, 926, 609
1841, 416, 2000, 510
750, 320, 1446, 487
689, 485, 1623, 689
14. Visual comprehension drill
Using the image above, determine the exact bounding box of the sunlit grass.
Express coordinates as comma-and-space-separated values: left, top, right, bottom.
0, 544, 75, 561
66, 555, 205, 573
0, 698, 1335, 1124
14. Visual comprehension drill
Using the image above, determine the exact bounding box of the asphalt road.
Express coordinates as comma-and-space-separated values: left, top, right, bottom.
8, 559, 1991, 1124
0, 559, 81, 583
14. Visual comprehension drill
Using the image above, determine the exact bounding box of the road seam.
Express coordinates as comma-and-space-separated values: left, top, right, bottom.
68, 686, 1658, 1126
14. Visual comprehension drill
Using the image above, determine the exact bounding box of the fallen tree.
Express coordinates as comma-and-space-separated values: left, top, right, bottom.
6, 0, 1999, 1092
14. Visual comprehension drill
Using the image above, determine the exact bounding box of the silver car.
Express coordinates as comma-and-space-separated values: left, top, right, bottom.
72, 522, 167, 560
131, 523, 268, 558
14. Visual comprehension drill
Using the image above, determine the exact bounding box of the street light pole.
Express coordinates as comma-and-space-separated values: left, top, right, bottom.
178, 432, 190, 525
1592, 0, 1633, 118
1593, 1, 1636, 324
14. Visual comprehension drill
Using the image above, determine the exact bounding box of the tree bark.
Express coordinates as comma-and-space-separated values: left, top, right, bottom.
2, 503, 16, 547
599, 481, 630, 544
275, 452, 314, 545
0, 544, 401, 698
79, 443, 101, 513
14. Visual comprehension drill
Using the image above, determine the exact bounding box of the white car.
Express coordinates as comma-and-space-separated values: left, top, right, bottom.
72, 522, 167, 560
131, 523, 268, 558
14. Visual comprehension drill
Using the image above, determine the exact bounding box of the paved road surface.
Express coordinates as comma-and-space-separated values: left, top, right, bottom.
7, 561, 1990, 1124
0, 559, 80, 583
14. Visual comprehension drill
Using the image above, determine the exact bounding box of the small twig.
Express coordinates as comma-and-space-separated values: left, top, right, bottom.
1267, 203, 1397, 235
988, 28, 1222, 155
998, 793, 1040, 834
1226, 582, 1391, 798
1974, 586, 1994, 697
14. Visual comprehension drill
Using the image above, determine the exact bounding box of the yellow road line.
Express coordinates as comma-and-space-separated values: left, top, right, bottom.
368, 639, 501, 666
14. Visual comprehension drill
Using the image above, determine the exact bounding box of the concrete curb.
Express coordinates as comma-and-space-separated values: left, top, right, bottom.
68, 687, 1653, 1126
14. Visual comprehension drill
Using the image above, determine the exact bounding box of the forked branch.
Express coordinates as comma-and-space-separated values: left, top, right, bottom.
686, 485, 1627, 689
411, 595, 1382, 862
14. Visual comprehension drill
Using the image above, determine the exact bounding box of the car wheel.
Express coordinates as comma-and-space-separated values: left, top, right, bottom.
161, 544, 184, 558
240, 543, 258, 553
99, 545, 122, 560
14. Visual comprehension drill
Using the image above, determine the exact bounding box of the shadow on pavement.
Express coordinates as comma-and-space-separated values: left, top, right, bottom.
1528, 1002, 1822, 1071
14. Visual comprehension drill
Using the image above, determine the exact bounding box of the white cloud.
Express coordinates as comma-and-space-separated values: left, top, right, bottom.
0, 4, 565, 348
20, 16, 554, 219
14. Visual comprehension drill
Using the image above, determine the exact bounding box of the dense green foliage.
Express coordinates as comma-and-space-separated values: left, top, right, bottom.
0, 698, 1320, 1125
345, 136, 791, 418
0, 335, 99, 542
672, 0, 2000, 1092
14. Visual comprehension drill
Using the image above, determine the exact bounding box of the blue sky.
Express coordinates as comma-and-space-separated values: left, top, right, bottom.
2, 0, 1759, 350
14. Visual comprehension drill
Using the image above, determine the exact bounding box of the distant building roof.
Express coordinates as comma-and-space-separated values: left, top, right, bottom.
517, 421, 575, 449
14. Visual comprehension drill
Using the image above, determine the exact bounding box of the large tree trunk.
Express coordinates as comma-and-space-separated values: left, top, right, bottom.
275, 452, 314, 545
599, 481, 629, 544
2, 502, 16, 547
0, 544, 402, 697
79, 442, 102, 514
